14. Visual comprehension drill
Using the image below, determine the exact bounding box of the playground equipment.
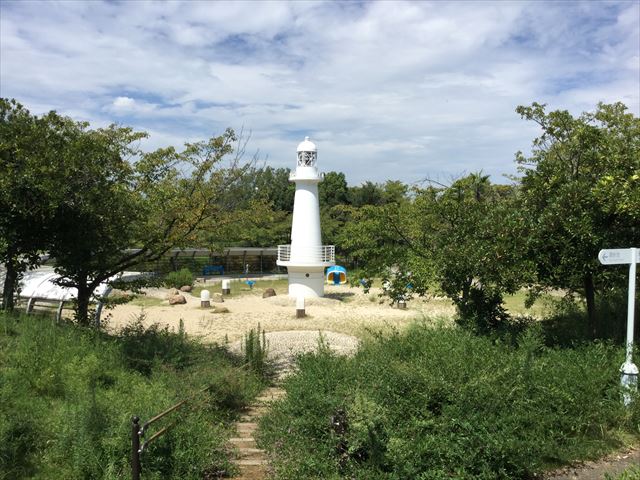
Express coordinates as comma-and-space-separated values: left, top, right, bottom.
326, 266, 347, 285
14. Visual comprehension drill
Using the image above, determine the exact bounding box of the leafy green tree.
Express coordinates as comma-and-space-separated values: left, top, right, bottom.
341, 174, 529, 330
252, 166, 295, 212
348, 181, 385, 207
47, 119, 249, 325
516, 102, 640, 337
0, 99, 73, 311
381, 180, 409, 204
319, 171, 349, 208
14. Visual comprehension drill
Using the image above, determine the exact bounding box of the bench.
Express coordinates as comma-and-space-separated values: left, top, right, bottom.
203, 265, 224, 275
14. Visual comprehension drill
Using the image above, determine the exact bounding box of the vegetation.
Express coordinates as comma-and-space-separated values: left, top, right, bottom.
0, 312, 264, 479
1, 98, 255, 324
259, 323, 640, 479
191, 278, 289, 299
516, 102, 640, 337
163, 268, 195, 289
242, 324, 271, 379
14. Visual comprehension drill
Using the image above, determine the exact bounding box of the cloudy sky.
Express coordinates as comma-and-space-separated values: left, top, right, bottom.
1, 0, 638, 185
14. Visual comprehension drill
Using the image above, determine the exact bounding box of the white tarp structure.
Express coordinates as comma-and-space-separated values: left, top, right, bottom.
0, 267, 142, 325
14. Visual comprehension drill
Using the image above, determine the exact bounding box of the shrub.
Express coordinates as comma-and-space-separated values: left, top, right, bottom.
163, 268, 194, 289
259, 322, 639, 479
0, 312, 263, 479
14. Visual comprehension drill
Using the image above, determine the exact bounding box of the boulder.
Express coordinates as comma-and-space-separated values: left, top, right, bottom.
212, 293, 225, 303
212, 306, 229, 314
169, 294, 187, 305
165, 288, 179, 299
180, 285, 192, 292
262, 288, 276, 298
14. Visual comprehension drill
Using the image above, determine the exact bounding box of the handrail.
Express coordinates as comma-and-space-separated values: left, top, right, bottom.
131, 384, 213, 480
277, 244, 335, 263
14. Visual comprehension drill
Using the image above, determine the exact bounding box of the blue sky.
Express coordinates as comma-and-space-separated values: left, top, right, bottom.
1, 0, 638, 185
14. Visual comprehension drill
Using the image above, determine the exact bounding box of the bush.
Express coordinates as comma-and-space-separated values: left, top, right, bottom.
163, 268, 194, 289
259, 323, 639, 479
0, 312, 263, 479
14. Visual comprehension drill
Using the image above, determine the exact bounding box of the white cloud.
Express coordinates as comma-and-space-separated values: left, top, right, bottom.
112, 96, 136, 109
0, 0, 637, 185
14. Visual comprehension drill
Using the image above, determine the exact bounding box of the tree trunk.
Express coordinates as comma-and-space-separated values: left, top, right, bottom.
2, 260, 17, 312
75, 277, 91, 326
584, 273, 597, 338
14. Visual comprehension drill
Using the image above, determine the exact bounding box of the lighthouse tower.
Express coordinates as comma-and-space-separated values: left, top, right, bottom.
277, 137, 335, 298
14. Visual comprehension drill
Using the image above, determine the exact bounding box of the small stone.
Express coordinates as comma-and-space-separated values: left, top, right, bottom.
212, 293, 224, 303
180, 285, 192, 292
169, 294, 187, 305
262, 288, 276, 298
213, 306, 229, 313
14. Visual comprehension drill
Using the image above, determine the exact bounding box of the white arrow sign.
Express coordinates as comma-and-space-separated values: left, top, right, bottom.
599, 247, 639, 406
598, 248, 639, 265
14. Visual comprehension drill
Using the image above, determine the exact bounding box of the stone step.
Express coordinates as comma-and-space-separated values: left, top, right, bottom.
236, 422, 258, 431
236, 458, 269, 466
234, 464, 268, 480
229, 437, 257, 448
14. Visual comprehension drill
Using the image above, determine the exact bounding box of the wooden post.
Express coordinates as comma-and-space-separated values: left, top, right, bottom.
131, 416, 141, 480
296, 296, 305, 318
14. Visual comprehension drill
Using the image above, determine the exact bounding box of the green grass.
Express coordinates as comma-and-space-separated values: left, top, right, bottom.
258, 322, 640, 479
0, 312, 264, 479
503, 290, 555, 318
128, 295, 165, 308
192, 278, 289, 299
606, 465, 640, 480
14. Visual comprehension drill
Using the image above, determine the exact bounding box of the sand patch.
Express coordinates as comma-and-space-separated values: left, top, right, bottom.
103, 283, 456, 343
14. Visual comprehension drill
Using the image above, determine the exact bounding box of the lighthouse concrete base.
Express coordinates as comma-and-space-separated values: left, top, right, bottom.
287, 266, 325, 298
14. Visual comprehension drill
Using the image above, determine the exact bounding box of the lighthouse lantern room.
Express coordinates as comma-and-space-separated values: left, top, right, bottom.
277, 137, 335, 298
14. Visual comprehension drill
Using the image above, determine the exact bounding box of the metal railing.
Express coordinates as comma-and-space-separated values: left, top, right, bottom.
131, 385, 212, 480
277, 244, 335, 263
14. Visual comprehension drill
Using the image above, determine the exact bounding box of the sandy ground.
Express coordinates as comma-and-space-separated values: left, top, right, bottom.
103, 283, 455, 344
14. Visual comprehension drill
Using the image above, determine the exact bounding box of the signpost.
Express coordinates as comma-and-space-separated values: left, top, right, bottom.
599, 247, 639, 405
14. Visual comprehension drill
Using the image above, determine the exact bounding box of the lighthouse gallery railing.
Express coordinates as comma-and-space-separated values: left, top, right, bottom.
277, 245, 335, 263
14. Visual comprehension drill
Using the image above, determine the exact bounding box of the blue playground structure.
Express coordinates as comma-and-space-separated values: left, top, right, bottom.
326, 266, 347, 285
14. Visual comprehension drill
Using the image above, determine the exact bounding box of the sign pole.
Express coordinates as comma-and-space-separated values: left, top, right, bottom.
621, 247, 638, 406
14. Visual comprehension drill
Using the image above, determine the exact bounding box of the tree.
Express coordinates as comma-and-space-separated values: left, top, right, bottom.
319, 171, 349, 208
46, 118, 251, 325
348, 181, 385, 207
516, 102, 640, 337
340, 174, 528, 328
0, 99, 73, 311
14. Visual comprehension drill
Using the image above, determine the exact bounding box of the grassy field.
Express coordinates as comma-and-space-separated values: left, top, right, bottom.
258, 322, 640, 479
0, 312, 264, 480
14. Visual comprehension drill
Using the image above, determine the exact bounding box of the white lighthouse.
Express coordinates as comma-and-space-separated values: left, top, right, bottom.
277, 137, 335, 298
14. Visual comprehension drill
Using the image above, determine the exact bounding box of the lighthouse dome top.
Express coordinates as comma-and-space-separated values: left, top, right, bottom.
296, 136, 317, 167
297, 136, 317, 153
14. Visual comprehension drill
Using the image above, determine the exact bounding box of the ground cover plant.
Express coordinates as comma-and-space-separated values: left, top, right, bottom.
0, 312, 264, 479
258, 322, 640, 479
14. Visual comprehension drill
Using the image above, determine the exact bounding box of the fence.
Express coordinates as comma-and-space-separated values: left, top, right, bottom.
131, 385, 212, 480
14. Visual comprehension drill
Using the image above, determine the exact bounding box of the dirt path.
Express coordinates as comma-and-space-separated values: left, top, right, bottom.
544, 446, 640, 479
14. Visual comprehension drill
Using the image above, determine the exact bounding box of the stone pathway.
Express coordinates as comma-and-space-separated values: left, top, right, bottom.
229, 386, 286, 479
